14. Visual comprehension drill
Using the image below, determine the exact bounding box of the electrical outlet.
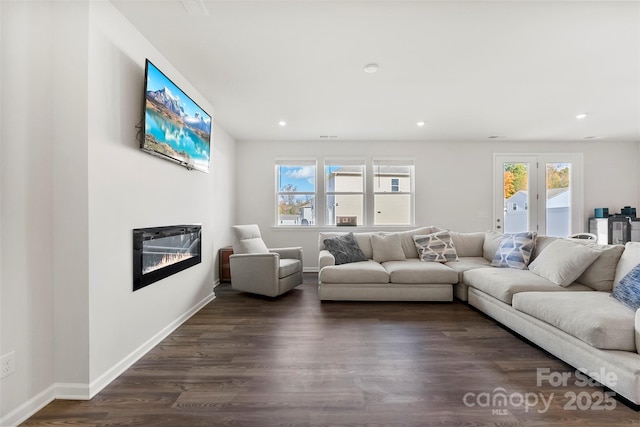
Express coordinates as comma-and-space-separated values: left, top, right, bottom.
1, 351, 15, 379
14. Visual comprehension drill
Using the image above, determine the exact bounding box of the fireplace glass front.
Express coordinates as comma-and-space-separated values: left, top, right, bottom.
133, 224, 202, 291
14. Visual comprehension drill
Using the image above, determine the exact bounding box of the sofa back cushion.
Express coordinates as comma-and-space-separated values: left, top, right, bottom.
450, 232, 484, 257
371, 233, 407, 262
614, 241, 640, 290
377, 226, 445, 259
573, 242, 625, 291
483, 230, 503, 262
531, 235, 560, 261
528, 239, 602, 287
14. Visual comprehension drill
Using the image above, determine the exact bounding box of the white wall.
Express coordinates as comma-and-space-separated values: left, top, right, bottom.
0, 1, 237, 424
1, 0, 58, 418
236, 140, 639, 269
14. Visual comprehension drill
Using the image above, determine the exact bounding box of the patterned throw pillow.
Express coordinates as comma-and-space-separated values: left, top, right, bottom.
413, 231, 459, 263
323, 232, 367, 265
611, 263, 640, 311
491, 231, 537, 269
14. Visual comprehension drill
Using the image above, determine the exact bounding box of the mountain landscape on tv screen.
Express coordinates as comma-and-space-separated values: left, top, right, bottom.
143, 85, 211, 173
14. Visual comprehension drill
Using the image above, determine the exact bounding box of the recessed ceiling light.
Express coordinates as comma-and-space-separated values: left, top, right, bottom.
583, 136, 599, 140
278, 121, 287, 127
576, 113, 588, 119
364, 63, 379, 73
488, 135, 506, 139
416, 121, 426, 127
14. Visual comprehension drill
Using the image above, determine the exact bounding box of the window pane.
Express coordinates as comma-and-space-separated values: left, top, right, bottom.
277, 165, 315, 193
278, 195, 315, 226
325, 165, 364, 192
503, 162, 530, 233
326, 194, 363, 226
374, 194, 411, 225
546, 162, 571, 237
373, 165, 411, 192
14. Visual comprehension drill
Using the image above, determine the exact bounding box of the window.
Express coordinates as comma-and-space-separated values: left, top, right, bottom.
373, 160, 414, 226
276, 161, 316, 226
275, 158, 415, 227
325, 160, 365, 226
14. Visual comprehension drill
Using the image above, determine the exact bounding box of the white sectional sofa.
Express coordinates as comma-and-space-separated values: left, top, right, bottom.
318, 227, 458, 301
317, 227, 640, 406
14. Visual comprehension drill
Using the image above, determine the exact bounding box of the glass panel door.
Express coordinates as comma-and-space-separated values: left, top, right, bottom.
545, 162, 571, 237
494, 156, 537, 233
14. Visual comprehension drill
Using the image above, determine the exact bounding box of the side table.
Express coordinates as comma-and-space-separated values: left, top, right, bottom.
219, 246, 233, 282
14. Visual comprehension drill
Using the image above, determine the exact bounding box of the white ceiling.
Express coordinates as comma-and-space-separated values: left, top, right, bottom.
111, 0, 640, 142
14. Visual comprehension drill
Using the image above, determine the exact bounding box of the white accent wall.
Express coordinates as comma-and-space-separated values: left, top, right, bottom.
236, 140, 639, 269
0, 1, 237, 424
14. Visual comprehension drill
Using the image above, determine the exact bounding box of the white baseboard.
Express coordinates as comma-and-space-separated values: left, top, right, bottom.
88, 291, 216, 397
0, 291, 216, 427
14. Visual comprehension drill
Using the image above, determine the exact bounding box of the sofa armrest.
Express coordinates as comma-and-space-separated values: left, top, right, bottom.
319, 249, 335, 270
636, 308, 640, 353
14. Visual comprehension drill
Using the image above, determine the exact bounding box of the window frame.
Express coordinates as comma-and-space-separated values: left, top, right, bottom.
275, 159, 317, 227
274, 157, 416, 228
370, 159, 415, 226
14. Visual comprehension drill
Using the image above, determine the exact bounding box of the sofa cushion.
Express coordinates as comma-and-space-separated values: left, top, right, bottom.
371, 233, 406, 263
322, 233, 367, 265
614, 241, 640, 290
512, 291, 636, 351
612, 263, 640, 311
574, 243, 624, 291
380, 226, 444, 259
491, 231, 537, 269
450, 232, 485, 257
528, 239, 602, 287
483, 230, 503, 262
530, 235, 559, 261
319, 260, 389, 284
413, 231, 458, 263
463, 267, 591, 304
446, 257, 492, 283
383, 259, 458, 284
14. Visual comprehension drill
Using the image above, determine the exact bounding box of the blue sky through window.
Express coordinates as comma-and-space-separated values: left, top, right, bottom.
278, 166, 315, 192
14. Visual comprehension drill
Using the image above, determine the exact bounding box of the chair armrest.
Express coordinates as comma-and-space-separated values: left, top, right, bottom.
319, 249, 335, 270
270, 247, 303, 261
229, 253, 280, 296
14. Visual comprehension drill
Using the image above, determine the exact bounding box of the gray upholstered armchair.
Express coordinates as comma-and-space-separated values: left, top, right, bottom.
229, 224, 303, 297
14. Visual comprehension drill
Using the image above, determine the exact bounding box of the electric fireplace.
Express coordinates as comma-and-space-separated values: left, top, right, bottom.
133, 224, 202, 291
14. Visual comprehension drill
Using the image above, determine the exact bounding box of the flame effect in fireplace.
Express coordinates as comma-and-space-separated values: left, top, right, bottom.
143, 252, 195, 274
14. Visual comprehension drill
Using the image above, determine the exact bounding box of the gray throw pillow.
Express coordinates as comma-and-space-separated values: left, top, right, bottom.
491, 231, 537, 269
323, 232, 367, 265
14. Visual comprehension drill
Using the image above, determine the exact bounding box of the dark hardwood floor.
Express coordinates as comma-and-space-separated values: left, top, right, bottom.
22, 273, 640, 426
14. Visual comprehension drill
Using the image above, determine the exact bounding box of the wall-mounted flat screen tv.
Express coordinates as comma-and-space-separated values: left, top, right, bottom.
142, 59, 212, 173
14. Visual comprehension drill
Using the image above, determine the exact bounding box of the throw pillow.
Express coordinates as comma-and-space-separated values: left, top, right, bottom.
413, 231, 459, 263
323, 232, 367, 265
611, 263, 640, 311
371, 233, 407, 263
528, 239, 602, 287
491, 231, 537, 269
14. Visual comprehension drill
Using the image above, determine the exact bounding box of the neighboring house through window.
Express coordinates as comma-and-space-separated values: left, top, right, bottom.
276, 160, 316, 226
275, 158, 414, 227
